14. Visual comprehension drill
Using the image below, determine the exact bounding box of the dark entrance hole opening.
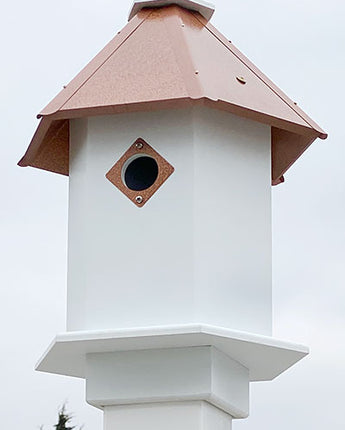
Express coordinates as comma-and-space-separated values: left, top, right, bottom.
124, 156, 159, 191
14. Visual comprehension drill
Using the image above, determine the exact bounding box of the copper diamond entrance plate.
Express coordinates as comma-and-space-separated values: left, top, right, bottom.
106, 138, 174, 207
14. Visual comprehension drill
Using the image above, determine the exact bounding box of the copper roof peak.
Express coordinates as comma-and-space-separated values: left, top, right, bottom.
128, 0, 215, 22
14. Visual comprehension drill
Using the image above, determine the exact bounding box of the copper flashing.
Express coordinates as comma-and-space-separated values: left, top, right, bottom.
19, 5, 327, 183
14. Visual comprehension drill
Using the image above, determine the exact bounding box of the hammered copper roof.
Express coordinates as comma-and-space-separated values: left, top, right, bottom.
19, 4, 327, 184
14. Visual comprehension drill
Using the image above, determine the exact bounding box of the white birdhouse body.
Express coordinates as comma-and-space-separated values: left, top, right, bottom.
67, 106, 272, 335
19, 1, 327, 427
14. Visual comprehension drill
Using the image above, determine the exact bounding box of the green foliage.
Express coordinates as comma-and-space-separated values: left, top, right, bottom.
54, 405, 75, 430
39, 404, 82, 430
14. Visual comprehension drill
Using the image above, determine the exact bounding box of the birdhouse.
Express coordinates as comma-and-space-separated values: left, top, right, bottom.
19, 1, 327, 429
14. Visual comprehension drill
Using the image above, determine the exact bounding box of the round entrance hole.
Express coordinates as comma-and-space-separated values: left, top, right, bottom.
123, 155, 159, 191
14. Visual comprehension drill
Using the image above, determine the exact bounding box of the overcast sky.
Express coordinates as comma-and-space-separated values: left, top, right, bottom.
1, 0, 344, 428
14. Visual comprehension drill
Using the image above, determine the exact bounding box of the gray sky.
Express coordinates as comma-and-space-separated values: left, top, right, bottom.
1, 0, 344, 428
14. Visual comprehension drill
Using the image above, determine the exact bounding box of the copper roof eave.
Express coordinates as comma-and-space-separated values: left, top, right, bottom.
18, 96, 322, 182
18, 117, 70, 175
18, 116, 52, 167
271, 128, 317, 183
34, 94, 324, 138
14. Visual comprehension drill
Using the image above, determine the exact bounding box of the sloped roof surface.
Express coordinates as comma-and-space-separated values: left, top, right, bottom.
19, 5, 327, 183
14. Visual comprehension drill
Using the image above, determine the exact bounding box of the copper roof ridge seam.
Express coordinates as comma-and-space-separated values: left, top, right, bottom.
192, 12, 326, 138
40, 10, 153, 118
163, 7, 204, 99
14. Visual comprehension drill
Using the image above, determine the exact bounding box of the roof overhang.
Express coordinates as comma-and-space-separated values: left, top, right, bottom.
128, 0, 215, 22
18, 99, 323, 184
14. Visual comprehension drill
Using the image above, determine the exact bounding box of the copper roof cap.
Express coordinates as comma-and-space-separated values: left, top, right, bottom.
129, 0, 215, 21
19, 3, 327, 184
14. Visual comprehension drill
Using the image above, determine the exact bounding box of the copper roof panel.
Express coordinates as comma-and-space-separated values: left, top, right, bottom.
61, 10, 189, 111
173, 9, 310, 129
40, 10, 151, 117
201, 16, 327, 138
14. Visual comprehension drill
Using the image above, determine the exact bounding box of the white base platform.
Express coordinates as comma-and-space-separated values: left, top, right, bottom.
36, 324, 308, 382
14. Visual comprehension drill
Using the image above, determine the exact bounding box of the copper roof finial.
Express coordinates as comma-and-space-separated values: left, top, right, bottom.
128, 0, 215, 22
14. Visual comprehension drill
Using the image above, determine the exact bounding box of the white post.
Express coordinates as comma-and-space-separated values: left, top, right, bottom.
85, 347, 248, 429
104, 402, 232, 430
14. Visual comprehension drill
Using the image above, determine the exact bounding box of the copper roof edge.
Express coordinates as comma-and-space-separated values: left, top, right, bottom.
34, 97, 323, 139
19, 96, 322, 172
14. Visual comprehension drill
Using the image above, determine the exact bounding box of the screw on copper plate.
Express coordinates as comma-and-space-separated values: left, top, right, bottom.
195, 71, 199, 75
236, 76, 246, 84
106, 138, 174, 207
181, 23, 185, 27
